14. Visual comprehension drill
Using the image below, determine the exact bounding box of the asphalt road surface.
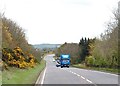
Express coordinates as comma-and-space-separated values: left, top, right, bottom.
36, 54, 119, 85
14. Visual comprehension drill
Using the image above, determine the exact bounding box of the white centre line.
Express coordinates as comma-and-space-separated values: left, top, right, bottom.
76, 74, 80, 76
81, 76, 85, 79
71, 72, 74, 74
41, 67, 47, 84
73, 72, 77, 75
67, 70, 93, 84
86, 79, 93, 83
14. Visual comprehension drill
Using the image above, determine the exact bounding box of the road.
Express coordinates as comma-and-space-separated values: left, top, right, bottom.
36, 54, 119, 86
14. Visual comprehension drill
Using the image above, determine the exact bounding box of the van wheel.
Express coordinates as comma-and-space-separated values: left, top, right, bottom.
61, 66, 63, 68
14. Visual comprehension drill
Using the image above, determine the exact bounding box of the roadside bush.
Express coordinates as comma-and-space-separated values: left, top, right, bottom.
85, 56, 95, 66
93, 56, 108, 68
2, 47, 36, 69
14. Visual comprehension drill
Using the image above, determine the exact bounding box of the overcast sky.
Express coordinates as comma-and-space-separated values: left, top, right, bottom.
0, 0, 119, 44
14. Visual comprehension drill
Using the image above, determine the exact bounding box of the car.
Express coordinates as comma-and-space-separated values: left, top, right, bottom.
56, 59, 60, 67
56, 63, 60, 67
56, 59, 60, 63
52, 58, 55, 62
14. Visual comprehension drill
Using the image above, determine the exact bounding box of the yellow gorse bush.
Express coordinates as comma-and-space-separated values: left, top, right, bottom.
2, 47, 36, 69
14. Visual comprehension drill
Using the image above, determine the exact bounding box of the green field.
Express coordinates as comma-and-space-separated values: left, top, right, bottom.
2, 60, 46, 84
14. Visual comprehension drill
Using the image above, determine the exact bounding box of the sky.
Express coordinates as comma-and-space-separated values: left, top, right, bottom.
0, 0, 119, 44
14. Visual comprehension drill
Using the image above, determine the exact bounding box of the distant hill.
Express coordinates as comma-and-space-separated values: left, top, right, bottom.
33, 44, 61, 50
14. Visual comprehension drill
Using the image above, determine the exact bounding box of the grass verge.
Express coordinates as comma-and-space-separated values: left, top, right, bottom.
72, 64, 119, 75
2, 59, 46, 84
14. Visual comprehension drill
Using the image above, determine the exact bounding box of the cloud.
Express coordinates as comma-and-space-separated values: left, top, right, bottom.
1, 0, 119, 44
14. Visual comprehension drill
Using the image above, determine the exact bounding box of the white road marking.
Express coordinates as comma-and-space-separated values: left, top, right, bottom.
66, 70, 93, 84
73, 67, 118, 76
86, 79, 93, 83
71, 72, 74, 74
81, 76, 85, 79
76, 74, 80, 76
62, 69, 94, 84
89, 70, 118, 76
41, 67, 47, 84
73, 72, 77, 75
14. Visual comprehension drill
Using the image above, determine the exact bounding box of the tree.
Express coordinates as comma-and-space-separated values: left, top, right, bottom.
79, 37, 94, 62
55, 43, 80, 64
2, 15, 42, 65
91, 8, 119, 68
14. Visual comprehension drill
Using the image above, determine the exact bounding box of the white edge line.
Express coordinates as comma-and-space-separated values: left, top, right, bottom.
89, 70, 118, 76
41, 67, 47, 84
